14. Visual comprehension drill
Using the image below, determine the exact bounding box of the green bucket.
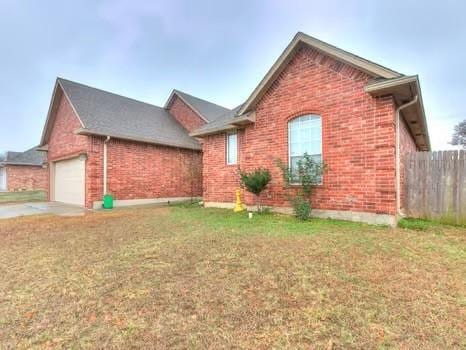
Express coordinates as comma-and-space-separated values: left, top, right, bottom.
103, 194, 113, 209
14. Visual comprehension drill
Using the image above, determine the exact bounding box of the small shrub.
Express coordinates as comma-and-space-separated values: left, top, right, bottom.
292, 196, 311, 220
239, 168, 271, 212
277, 153, 326, 220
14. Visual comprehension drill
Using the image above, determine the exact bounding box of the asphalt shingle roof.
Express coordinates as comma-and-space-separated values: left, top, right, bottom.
58, 78, 201, 150
173, 90, 231, 122
3, 147, 46, 166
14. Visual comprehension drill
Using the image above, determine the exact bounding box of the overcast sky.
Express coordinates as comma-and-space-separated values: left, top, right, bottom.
1, 0, 465, 153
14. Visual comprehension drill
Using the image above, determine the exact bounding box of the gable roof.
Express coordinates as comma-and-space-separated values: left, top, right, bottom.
40, 78, 201, 150
164, 89, 231, 122
1, 146, 46, 166
239, 32, 402, 115
192, 32, 429, 151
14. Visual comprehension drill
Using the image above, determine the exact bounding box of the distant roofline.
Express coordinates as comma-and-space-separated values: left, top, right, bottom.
164, 89, 209, 122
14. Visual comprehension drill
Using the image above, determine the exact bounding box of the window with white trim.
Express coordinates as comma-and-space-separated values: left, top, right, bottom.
288, 114, 322, 180
226, 132, 238, 165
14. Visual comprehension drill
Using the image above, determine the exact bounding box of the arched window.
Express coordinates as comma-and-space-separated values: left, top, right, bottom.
288, 114, 322, 178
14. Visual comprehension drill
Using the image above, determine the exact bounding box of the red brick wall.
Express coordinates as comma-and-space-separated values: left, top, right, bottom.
399, 116, 417, 210
167, 95, 206, 133
6, 165, 48, 191
86, 137, 202, 207
203, 131, 243, 203
47, 93, 89, 162
202, 46, 397, 215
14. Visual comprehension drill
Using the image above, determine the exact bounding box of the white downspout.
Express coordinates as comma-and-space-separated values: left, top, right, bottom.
103, 136, 111, 196
395, 95, 418, 218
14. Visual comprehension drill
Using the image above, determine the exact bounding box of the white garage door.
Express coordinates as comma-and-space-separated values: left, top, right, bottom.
0, 167, 6, 191
54, 157, 85, 206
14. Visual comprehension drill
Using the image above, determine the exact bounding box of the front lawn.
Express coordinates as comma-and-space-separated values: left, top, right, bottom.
0, 205, 464, 349
0, 190, 46, 204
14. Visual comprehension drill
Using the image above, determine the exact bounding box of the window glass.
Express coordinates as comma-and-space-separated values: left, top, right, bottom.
288, 115, 322, 181
227, 133, 237, 165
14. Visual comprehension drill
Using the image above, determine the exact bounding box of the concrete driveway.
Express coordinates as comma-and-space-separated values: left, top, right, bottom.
0, 202, 85, 219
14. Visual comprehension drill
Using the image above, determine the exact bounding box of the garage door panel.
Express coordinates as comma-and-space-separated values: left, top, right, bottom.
54, 158, 85, 206
0, 168, 6, 191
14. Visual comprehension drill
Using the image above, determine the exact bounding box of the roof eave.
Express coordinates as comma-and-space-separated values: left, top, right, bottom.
76, 128, 202, 151
230, 112, 256, 126
190, 125, 238, 137
365, 75, 431, 151
36, 144, 49, 151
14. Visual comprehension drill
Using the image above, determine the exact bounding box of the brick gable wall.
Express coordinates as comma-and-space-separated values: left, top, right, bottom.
46, 92, 89, 202
167, 95, 206, 133
47, 94, 89, 162
202, 46, 397, 215
6, 165, 48, 191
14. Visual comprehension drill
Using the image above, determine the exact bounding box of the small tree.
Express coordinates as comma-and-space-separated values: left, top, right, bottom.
277, 153, 326, 220
451, 120, 466, 149
239, 168, 271, 212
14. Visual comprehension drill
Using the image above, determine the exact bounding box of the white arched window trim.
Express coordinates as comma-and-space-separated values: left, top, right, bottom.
288, 114, 322, 183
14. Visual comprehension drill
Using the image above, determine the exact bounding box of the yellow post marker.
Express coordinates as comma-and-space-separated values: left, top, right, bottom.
233, 188, 245, 212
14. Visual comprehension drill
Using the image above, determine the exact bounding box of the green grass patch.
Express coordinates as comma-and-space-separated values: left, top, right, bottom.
398, 218, 433, 231
170, 206, 368, 237
0, 190, 46, 204
399, 217, 466, 231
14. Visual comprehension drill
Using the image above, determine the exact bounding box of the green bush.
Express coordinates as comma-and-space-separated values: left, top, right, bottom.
277, 153, 326, 220
239, 168, 271, 212
292, 196, 311, 220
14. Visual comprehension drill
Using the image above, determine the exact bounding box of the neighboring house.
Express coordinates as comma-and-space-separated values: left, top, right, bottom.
38, 79, 227, 208
190, 32, 430, 226
0, 147, 47, 191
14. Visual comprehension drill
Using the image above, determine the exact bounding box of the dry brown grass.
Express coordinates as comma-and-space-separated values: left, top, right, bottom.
0, 205, 464, 349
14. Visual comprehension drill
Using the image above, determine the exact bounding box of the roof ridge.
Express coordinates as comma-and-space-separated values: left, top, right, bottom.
57, 77, 167, 112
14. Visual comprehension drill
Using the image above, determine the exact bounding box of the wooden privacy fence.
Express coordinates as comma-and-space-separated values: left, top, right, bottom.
405, 150, 466, 224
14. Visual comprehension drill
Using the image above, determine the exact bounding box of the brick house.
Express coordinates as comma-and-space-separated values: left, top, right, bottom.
0, 147, 47, 191
37, 32, 429, 225
38, 79, 229, 208
190, 32, 430, 225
